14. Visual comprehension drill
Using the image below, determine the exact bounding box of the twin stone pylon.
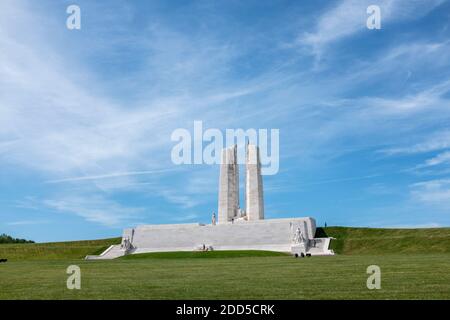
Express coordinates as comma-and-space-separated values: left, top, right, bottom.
246, 144, 265, 221
218, 144, 264, 224
218, 145, 239, 224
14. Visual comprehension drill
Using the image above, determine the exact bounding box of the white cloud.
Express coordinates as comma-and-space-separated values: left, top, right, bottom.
382, 130, 450, 155
423, 151, 450, 167
1, 0, 450, 230
6, 220, 50, 226
299, 0, 378, 55
43, 196, 143, 227
0, 1, 245, 209
410, 179, 450, 206
170, 213, 200, 222
298, 0, 446, 56
0, 3, 174, 176
45, 168, 179, 183
0, 0, 272, 182
157, 190, 200, 209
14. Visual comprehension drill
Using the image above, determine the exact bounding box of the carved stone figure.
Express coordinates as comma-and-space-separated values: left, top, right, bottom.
292, 227, 306, 245
121, 237, 133, 251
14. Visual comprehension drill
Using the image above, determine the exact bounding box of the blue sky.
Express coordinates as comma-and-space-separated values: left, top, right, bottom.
1, 0, 450, 242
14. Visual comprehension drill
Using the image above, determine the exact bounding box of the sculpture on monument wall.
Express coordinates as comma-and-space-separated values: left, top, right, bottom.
121, 237, 133, 252
292, 227, 306, 245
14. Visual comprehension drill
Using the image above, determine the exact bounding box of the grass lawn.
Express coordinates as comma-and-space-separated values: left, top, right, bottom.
0, 227, 449, 299
0, 253, 449, 299
0, 237, 121, 261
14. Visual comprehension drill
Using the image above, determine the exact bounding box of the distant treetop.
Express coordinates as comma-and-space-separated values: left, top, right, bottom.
0, 233, 34, 244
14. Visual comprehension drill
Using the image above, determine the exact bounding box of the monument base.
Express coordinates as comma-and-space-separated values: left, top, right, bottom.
86, 217, 334, 259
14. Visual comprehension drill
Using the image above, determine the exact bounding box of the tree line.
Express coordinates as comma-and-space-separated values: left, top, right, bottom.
0, 233, 34, 244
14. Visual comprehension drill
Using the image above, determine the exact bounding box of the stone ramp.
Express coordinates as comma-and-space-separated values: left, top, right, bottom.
85, 244, 126, 260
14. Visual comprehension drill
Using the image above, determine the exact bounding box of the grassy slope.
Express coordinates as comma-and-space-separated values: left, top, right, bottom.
320, 227, 450, 255
0, 238, 121, 261
1, 227, 449, 261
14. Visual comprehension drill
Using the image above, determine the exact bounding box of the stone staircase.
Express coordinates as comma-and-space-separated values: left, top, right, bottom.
306, 238, 334, 256
85, 244, 127, 260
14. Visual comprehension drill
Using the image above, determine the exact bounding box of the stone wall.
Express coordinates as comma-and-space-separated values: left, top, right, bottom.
124, 217, 316, 254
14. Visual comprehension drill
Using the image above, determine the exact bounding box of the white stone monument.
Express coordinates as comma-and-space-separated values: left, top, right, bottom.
85, 145, 334, 260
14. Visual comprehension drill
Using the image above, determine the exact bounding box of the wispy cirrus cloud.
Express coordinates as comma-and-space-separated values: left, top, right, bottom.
381, 130, 450, 155
6, 220, 50, 226
410, 179, 450, 208
298, 0, 446, 57
1, 0, 450, 238
43, 196, 143, 227
169, 213, 200, 223
45, 168, 179, 184
424, 151, 450, 166
356, 79, 450, 116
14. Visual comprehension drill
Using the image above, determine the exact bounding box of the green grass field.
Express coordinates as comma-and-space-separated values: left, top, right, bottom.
323, 227, 450, 254
0, 237, 121, 261
0, 227, 449, 299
